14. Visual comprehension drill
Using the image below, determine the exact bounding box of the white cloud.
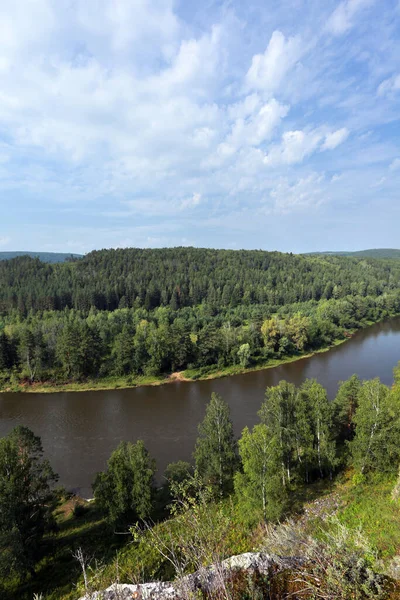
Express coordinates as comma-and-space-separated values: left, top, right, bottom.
390, 158, 400, 171
326, 0, 373, 36
377, 73, 400, 96
270, 173, 326, 213
370, 176, 386, 188
181, 193, 202, 210
264, 130, 323, 166
245, 31, 303, 95
219, 98, 289, 156
322, 128, 349, 150
331, 173, 342, 182
0, 236, 10, 247
264, 127, 350, 166
0, 0, 399, 248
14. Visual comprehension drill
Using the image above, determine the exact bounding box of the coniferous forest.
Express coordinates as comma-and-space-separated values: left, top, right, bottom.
1, 247, 400, 388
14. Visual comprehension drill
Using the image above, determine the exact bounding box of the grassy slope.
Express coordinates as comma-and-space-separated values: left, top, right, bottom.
4, 471, 400, 600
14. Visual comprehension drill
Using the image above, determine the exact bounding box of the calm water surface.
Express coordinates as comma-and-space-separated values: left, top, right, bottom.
1, 317, 400, 497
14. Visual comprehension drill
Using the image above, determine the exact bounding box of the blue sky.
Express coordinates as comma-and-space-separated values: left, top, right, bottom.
1, 0, 400, 254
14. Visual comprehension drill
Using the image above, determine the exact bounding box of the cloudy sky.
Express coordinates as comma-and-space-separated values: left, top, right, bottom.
1, 0, 400, 254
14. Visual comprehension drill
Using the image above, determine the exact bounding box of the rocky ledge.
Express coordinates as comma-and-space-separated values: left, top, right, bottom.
79, 552, 302, 599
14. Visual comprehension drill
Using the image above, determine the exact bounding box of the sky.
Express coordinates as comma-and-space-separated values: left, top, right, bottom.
1, 0, 400, 254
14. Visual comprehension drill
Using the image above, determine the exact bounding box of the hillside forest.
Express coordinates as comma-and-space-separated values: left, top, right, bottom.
1, 248, 400, 388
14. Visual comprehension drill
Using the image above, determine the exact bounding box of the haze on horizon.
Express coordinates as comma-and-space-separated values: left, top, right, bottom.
1, 0, 400, 255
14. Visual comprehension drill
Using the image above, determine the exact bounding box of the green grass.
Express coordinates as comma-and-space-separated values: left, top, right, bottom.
337, 475, 400, 561
4, 473, 400, 599
2, 499, 124, 600
2, 491, 255, 600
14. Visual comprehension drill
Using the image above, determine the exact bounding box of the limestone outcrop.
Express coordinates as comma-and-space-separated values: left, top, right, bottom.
78, 551, 302, 599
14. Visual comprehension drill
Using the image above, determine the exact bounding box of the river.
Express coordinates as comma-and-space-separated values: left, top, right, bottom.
1, 317, 400, 497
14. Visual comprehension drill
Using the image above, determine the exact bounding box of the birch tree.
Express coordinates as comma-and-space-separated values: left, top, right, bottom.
350, 379, 400, 474
235, 424, 286, 522
194, 393, 238, 497
301, 379, 337, 479
259, 381, 298, 487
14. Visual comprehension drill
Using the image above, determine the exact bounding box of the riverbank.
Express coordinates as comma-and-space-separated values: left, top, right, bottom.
0, 335, 351, 394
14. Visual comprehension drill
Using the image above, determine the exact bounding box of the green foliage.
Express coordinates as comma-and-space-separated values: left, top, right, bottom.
301, 379, 337, 478
333, 374, 362, 444
259, 381, 300, 486
1, 248, 400, 388
132, 474, 241, 580
93, 440, 156, 525
262, 517, 388, 599
0, 426, 58, 578
0, 251, 82, 263
350, 379, 400, 475
259, 379, 339, 487
237, 342, 250, 367
194, 393, 238, 497
235, 424, 287, 522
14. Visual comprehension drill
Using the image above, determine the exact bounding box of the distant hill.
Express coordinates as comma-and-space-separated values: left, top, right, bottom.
306, 249, 400, 260
0, 251, 83, 263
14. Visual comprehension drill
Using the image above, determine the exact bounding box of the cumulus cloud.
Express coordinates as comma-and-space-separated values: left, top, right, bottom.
326, 0, 374, 36
0, 0, 398, 250
270, 174, 326, 213
263, 128, 348, 166
264, 130, 322, 166
219, 98, 289, 157
245, 31, 303, 95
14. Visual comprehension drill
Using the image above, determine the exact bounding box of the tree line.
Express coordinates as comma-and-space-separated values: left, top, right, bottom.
1, 248, 400, 388
2, 370, 400, 581
1, 292, 400, 387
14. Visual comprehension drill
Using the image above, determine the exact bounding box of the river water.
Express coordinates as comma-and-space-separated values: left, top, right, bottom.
1, 317, 400, 497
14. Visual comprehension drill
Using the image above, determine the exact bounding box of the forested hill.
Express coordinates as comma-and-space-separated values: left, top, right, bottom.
2, 246, 400, 388
0, 251, 82, 263
1, 247, 400, 315
306, 248, 400, 259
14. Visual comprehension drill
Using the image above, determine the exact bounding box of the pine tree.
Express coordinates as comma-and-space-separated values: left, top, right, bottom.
0, 427, 58, 577
333, 374, 361, 443
194, 393, 238, 497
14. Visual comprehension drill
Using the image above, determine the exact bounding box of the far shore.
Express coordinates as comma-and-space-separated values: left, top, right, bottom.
0, 335, 354, 395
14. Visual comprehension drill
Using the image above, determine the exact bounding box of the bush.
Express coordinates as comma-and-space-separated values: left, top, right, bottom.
261, 517, 389, 599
